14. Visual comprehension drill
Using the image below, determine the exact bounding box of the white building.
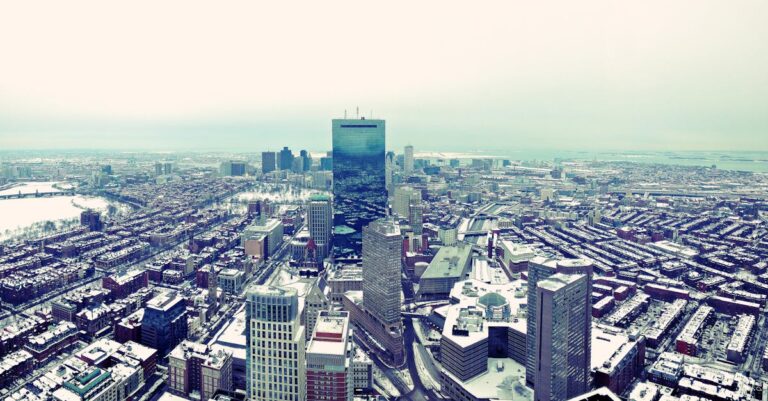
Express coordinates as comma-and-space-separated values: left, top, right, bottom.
404, 145, 414, 175
307, 194, 333, 260
245, 286, 305, 401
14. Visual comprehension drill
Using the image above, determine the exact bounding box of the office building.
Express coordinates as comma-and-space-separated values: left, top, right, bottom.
245, 286, 305, 401
341, 219, 405, 366
141, 291, 188, 356
306, 311, 353, 401
404, 145, 414, 174
437, 273, 530, 401
168, 341, 233, 401
307, 194, 333, 261
393, 186, 421, 218
438, 227, 458, 246
220, 161, 247, 176
279, 147, 294, 170
362, 219, 403, 327
331, 118, 387, 252
242, 219, 284, 259
217, 269, 244, 294
300, 149, 312, 171
262, 152, 276, 174
408, 203, 424, 235
320, 152, 333, 171
292, 157, 304, 173
534, 273, 591, 401
526, 257, 593, 386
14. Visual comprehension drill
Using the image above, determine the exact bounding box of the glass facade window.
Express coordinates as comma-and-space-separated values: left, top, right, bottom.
332, 119, 387, 252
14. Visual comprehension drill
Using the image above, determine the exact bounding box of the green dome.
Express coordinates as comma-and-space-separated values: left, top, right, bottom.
478, 292, 507, 307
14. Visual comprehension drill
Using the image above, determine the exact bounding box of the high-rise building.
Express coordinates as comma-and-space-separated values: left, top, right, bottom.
393, 186, 421, 218
306, 311, 353, 401
332, 118, 387, 252
300, 149, 312, 171
245, 286, 305, 401
141, 291, 188, 356
320, 152, 333, 171
404, 145, 414, 174
279, 147, 294, 171
534, 273, 591, 401
292, 156, 304, 173
220, 160, 247, 176
262, 152, 276, 174
385, 151, 395, 194
408, 203, 424, 235
526, 257, 593, 386
362, 219, 403, 327
307, 194, 333, 261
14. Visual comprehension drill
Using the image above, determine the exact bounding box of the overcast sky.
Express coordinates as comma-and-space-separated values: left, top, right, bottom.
1, 1, 766, 152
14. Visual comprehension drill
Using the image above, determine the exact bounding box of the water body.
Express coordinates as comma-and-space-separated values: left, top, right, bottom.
419, 150, 768, 173
0, 182, 128, 242
0, 181, 73, 196
235, 184, 329, 204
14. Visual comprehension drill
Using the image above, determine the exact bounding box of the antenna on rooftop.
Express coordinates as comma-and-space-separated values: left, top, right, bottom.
344, 109, 347, 119
356, 106, 359, 119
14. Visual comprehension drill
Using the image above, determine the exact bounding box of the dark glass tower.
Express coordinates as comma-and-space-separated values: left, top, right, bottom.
332, 118, 387, 253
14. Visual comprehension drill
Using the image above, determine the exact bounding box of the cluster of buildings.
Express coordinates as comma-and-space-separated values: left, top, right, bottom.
2, 116, 768, 401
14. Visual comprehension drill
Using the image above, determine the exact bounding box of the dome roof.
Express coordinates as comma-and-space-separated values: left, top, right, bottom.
478, 292, 507, 307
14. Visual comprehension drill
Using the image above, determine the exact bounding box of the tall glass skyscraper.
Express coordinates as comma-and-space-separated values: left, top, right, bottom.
332, 118, 387, 253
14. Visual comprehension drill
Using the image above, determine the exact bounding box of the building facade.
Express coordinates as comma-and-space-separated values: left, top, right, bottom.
534, 273, 591, 401
306, 311, 353, 401
246, 286, 305, 401
307, 194, 333, 261
331, 118, 387, 252
262, 152, 276, 174
526, 257, 593, 386
362, 219, 403, 327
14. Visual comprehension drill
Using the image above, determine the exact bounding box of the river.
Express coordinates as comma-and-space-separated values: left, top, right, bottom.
0, 181, 130, 242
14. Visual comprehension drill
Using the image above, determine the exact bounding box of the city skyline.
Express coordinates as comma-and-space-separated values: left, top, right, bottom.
1, 2, 768, 401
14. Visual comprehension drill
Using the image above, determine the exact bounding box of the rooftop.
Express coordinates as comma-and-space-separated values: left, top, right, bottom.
421, 243, 473, 280
443, 357, 531, 401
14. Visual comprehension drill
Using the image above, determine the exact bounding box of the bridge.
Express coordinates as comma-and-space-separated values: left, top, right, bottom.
0, 190, 76, 200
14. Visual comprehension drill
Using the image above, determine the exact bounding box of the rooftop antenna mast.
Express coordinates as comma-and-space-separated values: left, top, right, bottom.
344, 109, 347, 119
356, 106, 359, 119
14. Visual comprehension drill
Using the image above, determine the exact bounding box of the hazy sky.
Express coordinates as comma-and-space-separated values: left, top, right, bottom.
1, 1, 766, 152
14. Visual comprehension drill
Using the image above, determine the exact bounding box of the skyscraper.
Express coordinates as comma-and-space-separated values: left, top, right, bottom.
362, 219, 403, 327
404, 145, 414, 175
307, 194, 333, 261
262, 151, 276, 174
526, 257, 593, 386
534, 273, 591, 401
306, 311, 353, 401
300, 149, 312, 171
408, 203, 424, 235
393, 186, 421, 218
246, 286, 305, 401
279, 147, 294, 171
332, 118, 387, 252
